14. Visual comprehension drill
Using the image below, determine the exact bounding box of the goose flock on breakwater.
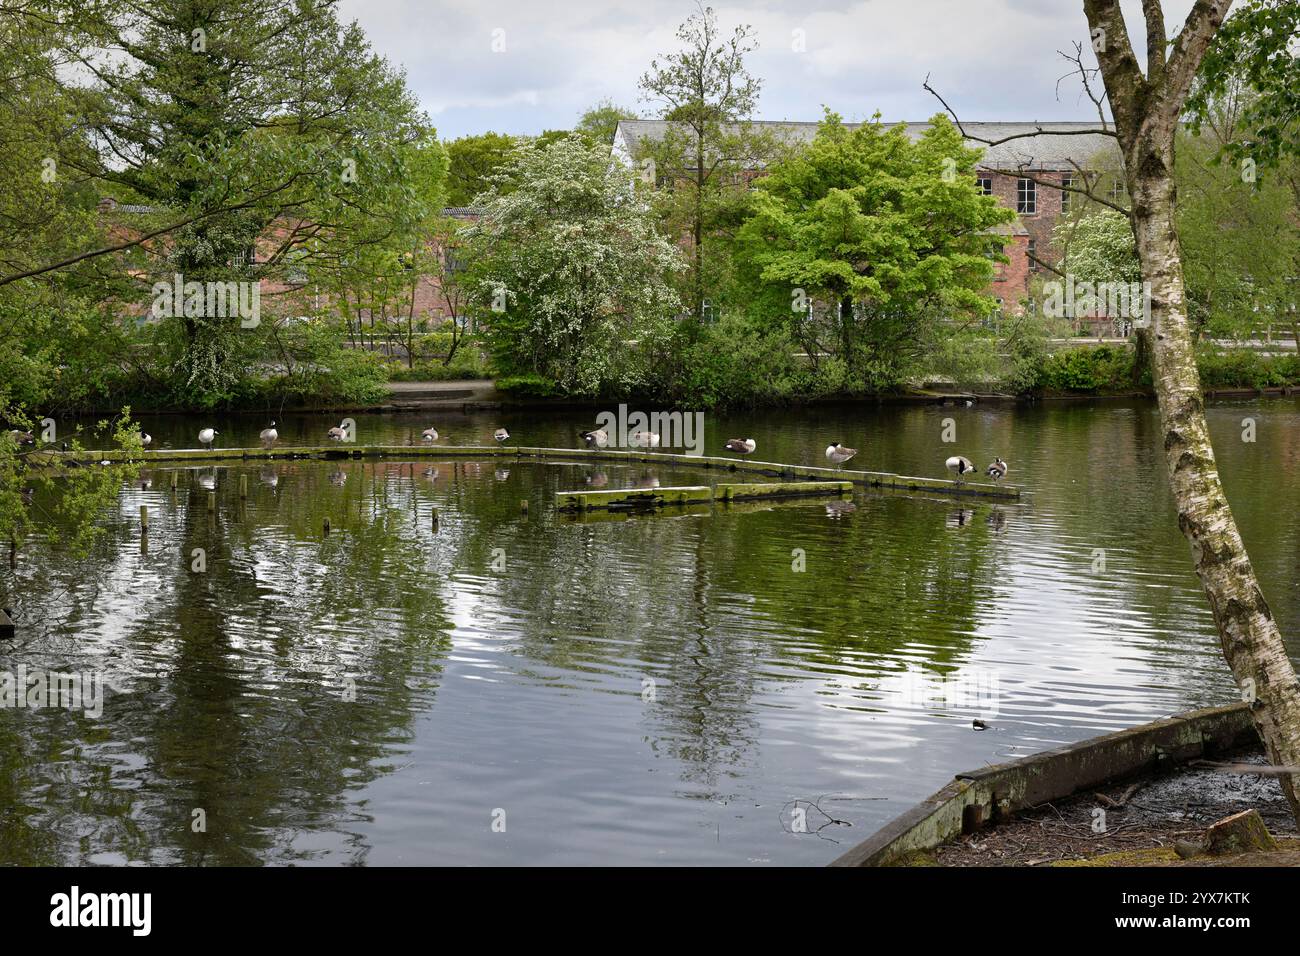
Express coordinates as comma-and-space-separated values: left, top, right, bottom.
14, 420, 1007, 487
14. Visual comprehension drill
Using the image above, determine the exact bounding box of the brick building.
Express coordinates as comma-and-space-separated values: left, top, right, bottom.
99, 198, 480, 331
612, 119, 1120, 316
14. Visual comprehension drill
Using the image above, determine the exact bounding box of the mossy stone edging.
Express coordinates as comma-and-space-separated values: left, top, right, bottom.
829, 702, 1258, 867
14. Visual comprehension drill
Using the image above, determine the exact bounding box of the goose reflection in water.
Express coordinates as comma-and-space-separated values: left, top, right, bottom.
584, 471, 608, 488
824, 500, 857, 519
946, 508, 974, 529
198, 470, 216, 491
259, 466, 279, 488
329, 469, 347, 487
987, 507, 1006, 532
494, 467, 510, 481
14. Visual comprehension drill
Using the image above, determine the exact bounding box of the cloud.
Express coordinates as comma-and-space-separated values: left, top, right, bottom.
338, 0, 1197, 138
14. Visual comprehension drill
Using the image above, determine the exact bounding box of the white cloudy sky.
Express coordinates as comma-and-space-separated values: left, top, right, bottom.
336, 0, 1199, 139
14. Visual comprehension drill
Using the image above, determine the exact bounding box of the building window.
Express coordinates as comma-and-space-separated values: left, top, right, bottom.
1061, 175, 1074, 214
1027, 239, 1038, 272
977, 176, 993, 196
1109, 178, 1127, 203
1017, 178, 1036, 214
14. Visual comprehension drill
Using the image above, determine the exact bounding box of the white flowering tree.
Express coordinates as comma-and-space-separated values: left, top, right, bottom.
465, 134, 683, 396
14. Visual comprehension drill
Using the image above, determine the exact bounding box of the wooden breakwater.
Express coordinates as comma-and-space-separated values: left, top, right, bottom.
39, 445, 1021, 500
557, 481, 853, 512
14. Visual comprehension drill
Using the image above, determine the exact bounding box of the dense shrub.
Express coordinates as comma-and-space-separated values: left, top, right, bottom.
496, 373, 562, 399
385, 341, 489, 382
666, 313, 810, 409
1195, 347, 1299, 389
1035, 345, 1138, 393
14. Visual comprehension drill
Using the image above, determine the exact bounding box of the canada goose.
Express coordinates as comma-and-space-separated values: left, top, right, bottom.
494, 428, 510, 445
8, 430, 34, 446
141, 433, 152, 448
421, 427, 439, 442
581, 428, 609, 449
986, 457, 1007, 481
723, 437, 755, 455
259, 421, 278, 448
198, 427, 218, 450
945, 455, 976, 483
631, 431, 660, 448
327, 424, 348, 441
824, 442, 857, 469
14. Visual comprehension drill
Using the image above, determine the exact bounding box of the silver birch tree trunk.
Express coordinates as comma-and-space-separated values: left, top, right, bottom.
1085, 0, 1300, 821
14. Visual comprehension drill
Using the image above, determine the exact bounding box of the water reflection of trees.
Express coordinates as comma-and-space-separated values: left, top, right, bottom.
1, 461, 464, 864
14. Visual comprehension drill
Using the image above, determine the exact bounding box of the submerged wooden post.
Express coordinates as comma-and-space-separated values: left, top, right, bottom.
170, 470, 178, 490
239, 474, 248, 499
207, 491, 216, 513
520, 499, 528, 514
140, 505, 149, 533
430, 507, 438, 531
323, 517, 331, 535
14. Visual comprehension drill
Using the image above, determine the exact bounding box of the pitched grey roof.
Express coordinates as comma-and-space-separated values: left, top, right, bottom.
613, 119, 1119, 172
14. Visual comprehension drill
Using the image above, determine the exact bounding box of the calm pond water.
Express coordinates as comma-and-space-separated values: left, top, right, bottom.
2, 398, 1298, 865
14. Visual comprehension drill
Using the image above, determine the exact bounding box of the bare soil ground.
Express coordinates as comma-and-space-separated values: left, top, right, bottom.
920, 750, 1300, 867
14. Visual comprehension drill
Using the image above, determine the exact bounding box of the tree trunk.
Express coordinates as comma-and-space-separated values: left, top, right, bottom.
1083, 0, 1300, 827
1132, 141, 1300, 819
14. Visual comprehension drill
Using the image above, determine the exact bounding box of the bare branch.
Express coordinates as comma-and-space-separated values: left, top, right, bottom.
923, 74, 1117, 146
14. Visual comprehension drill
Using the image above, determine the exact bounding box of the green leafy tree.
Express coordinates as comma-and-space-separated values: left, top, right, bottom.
1187, 0, 1300, 170
313, 129, 449, 368
1176, 132, 1295, 341
732, 111, 1015, 391
576, 99, 638, 146
56, 0, 427, 406
0, 407, 142, 571
445, 132, 517, 207
464, 134, 683, 395
638, 3, 773, 322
